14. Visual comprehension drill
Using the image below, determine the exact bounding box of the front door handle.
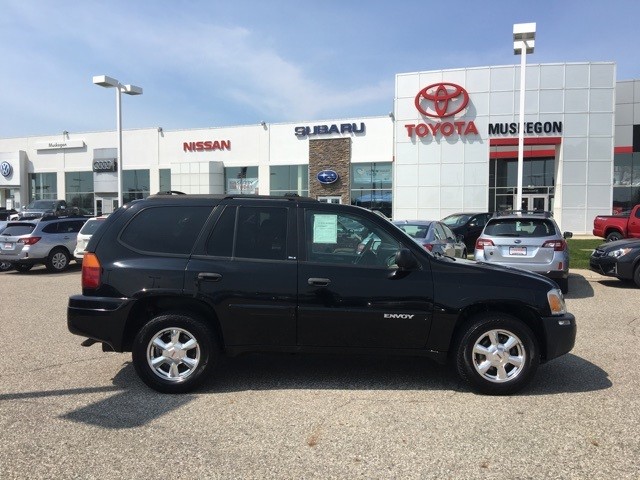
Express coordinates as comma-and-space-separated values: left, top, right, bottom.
197, 272, 222, 282
308, 277, 331, 287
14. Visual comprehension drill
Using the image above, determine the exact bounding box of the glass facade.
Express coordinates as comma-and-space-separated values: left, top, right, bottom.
159, 168, 171, 193
224, 166, 259, 194
269, 165, 308, 196
489, 158, 555, 212
350, 162, 393, 218
612, 153, 640, 213
123, 169, 150, 204
65, 171, 94, 214
29, 172, 57, 200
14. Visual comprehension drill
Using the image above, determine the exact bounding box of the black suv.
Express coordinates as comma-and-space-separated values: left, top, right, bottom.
67, 195, 576, 395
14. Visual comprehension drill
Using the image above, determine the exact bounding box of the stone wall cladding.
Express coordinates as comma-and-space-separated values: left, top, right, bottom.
309, 138, 351, 202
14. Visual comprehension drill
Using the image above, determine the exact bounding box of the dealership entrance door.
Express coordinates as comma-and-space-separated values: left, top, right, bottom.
517, 193, 550, 212
95, 196, 118, 216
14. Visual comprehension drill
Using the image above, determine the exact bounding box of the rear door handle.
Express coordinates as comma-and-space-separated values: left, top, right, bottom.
197, 272, 222, 282
308, 277, 331, 287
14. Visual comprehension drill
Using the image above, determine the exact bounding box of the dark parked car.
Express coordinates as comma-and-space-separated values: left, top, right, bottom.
392, 220, 467, 258
68, 194, 576, 395
589, 239, 640, 287
441, 212, 492, 252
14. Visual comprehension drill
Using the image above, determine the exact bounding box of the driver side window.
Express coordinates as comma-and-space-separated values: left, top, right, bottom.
304, 210, 400, 266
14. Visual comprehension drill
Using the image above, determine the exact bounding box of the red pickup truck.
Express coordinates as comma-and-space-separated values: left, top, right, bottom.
593, 204, 640, 241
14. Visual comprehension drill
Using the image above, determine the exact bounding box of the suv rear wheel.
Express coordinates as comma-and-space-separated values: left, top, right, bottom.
132, 312, 218, 393
455, 313, 539, 395
46, 248, 70, 272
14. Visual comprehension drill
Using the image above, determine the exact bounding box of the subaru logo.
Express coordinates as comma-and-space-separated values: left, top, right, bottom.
415, 82, 469, 118
317, 170, 339, 185
0, 161, 12, 178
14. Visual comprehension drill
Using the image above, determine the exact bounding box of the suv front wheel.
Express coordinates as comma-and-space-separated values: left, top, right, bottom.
455, 313, 539, 395
132, 312, 218, 393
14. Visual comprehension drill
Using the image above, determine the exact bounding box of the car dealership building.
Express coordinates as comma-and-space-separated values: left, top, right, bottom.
1, 61, 639, 233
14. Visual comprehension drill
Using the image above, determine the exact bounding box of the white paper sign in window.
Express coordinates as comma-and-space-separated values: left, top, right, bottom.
313, 214, 338, 243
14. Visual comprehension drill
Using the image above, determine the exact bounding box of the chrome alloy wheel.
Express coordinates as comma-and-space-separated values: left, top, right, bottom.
146, 328, 201, 382
472, 329, 526, 383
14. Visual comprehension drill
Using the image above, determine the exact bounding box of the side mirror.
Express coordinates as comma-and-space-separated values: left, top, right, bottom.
563, 231, 573, 239
395, 248, 419, 270
456, 234, 464, 243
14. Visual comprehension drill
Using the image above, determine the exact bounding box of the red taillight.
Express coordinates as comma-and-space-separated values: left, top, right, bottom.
542, 240, 566, 251
423, 243, 434, 251
18, 237, 41, 245
475, 238, 494, 250
82, 253, 102, 289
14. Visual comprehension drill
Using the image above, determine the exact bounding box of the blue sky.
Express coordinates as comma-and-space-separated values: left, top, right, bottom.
1, 0, 639, 138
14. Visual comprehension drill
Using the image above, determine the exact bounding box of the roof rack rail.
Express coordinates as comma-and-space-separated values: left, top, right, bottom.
223, 194, 317, 202
494, 209, 553, 218
156, 190, 186, 195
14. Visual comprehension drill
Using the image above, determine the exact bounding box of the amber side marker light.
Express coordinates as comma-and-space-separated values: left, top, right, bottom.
82, 253, 102, 289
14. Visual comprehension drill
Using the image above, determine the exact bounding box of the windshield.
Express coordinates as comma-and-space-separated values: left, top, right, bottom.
394, 223, 431, 239
442, 214, 470, 227
26, 200, 56, 210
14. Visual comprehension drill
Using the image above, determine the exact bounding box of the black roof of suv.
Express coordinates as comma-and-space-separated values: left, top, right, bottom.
67, 194, 576, 395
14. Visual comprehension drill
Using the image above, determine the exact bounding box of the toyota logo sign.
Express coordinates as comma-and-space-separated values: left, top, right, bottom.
0, 161, 12, 178
414, 83, 469, 118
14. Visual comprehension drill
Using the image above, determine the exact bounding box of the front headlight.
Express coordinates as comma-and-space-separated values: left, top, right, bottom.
547, 288, 567, 315
606, 248, 633, 258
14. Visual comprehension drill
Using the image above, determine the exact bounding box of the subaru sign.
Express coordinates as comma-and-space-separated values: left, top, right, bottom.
317, 170, 339, 184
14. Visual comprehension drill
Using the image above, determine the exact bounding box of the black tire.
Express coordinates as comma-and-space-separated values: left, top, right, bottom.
14, 263, 33, 272
0, 261, 12, 272
606, 231, 623, 242
634, 264, 640, 288
46, 248, 70, 272
455, 312, 539, 395
556, 277, 569, 294
132, 312, 218, 393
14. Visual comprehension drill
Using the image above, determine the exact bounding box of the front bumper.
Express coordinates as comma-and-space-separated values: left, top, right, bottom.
541, 313, 576, 361
67, 295, 135, 352
590, 256, 635, 281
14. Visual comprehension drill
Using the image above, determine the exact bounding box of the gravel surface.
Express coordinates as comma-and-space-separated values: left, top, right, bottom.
0, 265, 638, 479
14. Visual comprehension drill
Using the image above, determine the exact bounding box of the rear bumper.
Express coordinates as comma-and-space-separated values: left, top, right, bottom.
541, 313, 576, 361
67, 295, 135, 352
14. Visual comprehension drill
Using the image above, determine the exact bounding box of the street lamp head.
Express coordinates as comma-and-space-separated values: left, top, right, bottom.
92, 75, 120, 88
513, 22, 536, 55
123, 84, 143, 96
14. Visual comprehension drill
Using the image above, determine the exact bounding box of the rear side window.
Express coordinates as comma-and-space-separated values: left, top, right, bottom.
1, 224, 35, 236
120, 206, 211, 255
485, 219, 556, 237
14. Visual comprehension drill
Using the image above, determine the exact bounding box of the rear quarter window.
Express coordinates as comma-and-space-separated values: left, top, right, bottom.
120, 206, 212, 255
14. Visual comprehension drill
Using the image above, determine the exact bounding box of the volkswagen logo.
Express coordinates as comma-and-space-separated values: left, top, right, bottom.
0, 161, 12, 178
317, 170, 339, 185
414, 82, 469, 118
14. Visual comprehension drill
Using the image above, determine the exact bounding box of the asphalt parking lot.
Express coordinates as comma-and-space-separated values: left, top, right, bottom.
1, 265, 639, 479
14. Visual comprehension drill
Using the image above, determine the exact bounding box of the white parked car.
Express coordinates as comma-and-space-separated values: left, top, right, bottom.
74, 216, 108, 263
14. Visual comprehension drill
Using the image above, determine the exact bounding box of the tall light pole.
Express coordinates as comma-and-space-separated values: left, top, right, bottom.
513, 23, 536, 211
92, 75, 143, 208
